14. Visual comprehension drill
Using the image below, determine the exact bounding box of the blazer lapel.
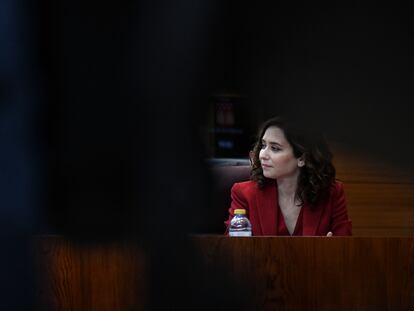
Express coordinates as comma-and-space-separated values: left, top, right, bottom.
303, 201, 323, 236
255, 181, 278, 235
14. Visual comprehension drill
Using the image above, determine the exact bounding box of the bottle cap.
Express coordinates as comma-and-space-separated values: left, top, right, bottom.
234, 209, 246, 215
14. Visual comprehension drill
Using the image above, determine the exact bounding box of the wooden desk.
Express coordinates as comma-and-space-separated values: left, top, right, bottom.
34, 236, 148, 311
34, 236, 414, 310
194, 236, 414, 310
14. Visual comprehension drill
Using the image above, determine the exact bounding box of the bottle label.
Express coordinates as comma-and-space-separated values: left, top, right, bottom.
229, 231, 252, 237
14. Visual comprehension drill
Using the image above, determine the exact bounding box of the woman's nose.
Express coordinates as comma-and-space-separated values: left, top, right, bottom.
259, 148, 269, 160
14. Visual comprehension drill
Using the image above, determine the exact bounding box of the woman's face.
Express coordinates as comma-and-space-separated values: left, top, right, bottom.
259, 126, 303, 180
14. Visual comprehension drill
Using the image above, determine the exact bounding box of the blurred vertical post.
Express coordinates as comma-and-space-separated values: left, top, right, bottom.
0, 0, 38, 309
43, 0, 250, 310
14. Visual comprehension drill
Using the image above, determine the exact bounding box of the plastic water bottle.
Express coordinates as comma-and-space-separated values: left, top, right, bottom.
229, 209, 252, 236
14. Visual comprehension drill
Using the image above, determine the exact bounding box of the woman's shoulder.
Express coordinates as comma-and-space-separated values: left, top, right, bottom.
327, 180, 346, 199
230, 180, 261, 204
332, 180, 345, 192
232, 180, 257, 192
232, 179, 275, 194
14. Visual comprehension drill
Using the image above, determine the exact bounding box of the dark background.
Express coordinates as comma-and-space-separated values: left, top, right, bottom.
1, 1, 414, 309
208, 3, 414, 172
213, 3, 414, 169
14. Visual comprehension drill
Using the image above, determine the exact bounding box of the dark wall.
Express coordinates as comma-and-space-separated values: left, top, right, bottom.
213, 3, 414, 174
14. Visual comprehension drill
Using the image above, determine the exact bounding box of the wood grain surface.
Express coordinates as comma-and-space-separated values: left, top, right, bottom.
192, 235, 414, 311
333, 145, 414, 236
34, 235, 414, 310
34, 236, 147, 311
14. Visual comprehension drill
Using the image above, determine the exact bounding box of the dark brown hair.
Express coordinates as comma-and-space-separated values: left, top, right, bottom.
250, 116, 336, 205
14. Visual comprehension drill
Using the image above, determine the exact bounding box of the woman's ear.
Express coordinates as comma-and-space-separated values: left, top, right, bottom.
297, 156, 306, 167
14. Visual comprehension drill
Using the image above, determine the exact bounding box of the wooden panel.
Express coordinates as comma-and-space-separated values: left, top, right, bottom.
332, 144, 414, 183
329, 145, 414, 235
347, 188, 414, 235
34, 235, 414, 310
34, 236, 147, 311
193, 236, 414, 311
345, 183, 414, 235
353, 227, 414, 236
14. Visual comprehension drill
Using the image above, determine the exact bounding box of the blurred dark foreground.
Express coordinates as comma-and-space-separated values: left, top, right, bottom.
3, 1, 414, 309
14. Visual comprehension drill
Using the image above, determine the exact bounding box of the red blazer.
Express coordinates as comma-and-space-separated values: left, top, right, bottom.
226, 180, 352, 236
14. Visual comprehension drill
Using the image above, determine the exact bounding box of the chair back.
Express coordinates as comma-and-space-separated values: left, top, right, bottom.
208, 163, 251, 233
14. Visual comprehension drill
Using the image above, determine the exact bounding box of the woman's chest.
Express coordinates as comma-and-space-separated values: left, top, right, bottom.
279, 204, 302, 234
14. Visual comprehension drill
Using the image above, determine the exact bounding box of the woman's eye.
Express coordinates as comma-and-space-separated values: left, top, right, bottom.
271, 146, 281, 152
260, 143, 266, 149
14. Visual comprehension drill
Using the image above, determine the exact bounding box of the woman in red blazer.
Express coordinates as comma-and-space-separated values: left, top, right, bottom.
226, 116, 352, 236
